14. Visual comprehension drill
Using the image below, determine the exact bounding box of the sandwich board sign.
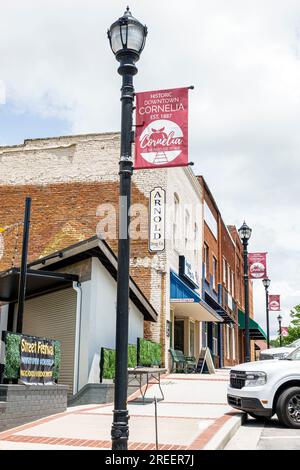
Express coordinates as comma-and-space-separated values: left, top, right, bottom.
196, 347, 215, 374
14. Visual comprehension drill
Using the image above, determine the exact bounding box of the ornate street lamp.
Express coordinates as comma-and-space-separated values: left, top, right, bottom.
262, 277, 271, 349
107, 7, 147, 451
277, 314, 283, 347
238, 221, 252, 362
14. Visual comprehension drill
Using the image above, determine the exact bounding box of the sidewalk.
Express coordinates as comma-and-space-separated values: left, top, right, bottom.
0, 370, 243, 450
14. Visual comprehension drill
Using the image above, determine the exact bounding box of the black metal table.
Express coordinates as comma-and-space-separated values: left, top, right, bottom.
127, 367, 167, 404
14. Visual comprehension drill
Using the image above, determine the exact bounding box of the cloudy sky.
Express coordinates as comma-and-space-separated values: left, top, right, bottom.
1, 0, 300, 336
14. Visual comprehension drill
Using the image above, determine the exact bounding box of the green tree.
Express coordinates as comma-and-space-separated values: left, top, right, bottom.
274, 304, 300, 346
285, 326, 300, 343
290, 305, 300, 327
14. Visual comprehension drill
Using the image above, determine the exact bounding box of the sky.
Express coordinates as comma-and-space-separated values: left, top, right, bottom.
1, 0, 300, 337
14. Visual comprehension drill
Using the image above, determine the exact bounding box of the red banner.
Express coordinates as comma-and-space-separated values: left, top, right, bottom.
281, 327, 288, 337
248, 252, 267, 279
269, 294, 281, 311
135, 87, 189, 170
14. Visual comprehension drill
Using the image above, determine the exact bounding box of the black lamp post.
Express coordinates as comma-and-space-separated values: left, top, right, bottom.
107, 7, 147, 451
262, 277, 271, 349
238, 221, 252, 362
277, 314, 282, 347
17, 197, 31, 333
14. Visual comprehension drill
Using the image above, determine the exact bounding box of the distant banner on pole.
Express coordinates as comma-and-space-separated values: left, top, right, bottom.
248, 252, 267, 279
135, 87, 189, 169
281, 327, 288, 337
269, 294, 281, 311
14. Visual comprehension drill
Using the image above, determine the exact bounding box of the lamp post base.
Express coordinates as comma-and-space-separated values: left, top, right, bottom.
111, 409, 129, 450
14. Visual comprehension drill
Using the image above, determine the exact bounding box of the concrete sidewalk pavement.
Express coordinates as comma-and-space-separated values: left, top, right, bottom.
0, 370, 243, 450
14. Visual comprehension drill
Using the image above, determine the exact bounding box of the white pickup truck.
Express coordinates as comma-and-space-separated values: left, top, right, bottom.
227, 346, 300, 428
260, 338, 300, 360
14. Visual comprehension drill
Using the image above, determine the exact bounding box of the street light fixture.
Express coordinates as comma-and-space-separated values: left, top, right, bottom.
277, 314, 283, 347
238, 221, 252, 362
262, 277, 271, 349
108, 7, 147, 451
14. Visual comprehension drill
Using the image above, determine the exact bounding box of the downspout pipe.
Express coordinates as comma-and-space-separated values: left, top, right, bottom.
73, 281, 82, 395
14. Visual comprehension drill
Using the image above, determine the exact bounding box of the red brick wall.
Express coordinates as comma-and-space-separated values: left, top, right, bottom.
0, 181, 155, 304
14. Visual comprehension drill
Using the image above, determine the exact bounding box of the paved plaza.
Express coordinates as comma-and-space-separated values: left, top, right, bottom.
0, 370, 242, 450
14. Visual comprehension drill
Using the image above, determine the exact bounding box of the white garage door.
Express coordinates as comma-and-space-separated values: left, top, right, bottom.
22, 288, 77, 395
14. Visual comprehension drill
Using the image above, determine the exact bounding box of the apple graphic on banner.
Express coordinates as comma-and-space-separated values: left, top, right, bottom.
249, 262, 265, 278
270, 300, 280, 310
139, 119, 183, 165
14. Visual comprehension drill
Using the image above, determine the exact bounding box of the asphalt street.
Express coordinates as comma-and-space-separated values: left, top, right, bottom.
225, 416, 300, 450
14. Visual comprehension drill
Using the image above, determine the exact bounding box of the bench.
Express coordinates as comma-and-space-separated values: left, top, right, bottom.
169, 349, 197, 373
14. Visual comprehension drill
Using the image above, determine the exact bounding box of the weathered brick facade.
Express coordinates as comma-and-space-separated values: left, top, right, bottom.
0, 133, 203, 369
0, 132, 260, 369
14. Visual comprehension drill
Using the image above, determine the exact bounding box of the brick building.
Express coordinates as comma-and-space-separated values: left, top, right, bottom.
0, 132, 265, 392
198, 177, 238, 368
220, 219, 239, 367
0, 132, 221, 390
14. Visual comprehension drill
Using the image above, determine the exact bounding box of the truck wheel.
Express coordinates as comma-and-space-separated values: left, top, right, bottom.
248, 412, 272, 422
276, 387, 300, 428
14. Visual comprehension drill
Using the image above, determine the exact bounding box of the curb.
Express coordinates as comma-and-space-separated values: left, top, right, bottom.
203, 412, 246, 450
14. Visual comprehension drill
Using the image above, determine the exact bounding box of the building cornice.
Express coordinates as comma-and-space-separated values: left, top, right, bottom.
183, 165, 202, 201
0, 132, 120, 154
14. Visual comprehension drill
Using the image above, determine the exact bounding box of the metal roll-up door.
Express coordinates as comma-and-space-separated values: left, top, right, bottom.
23, 288, 77, 395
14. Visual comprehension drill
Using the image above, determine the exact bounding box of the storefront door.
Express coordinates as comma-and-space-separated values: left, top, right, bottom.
174, 320, 184, 352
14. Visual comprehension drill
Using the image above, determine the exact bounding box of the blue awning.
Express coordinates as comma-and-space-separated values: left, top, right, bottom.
170, 270, 201, 302
170, 271, 223, 322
